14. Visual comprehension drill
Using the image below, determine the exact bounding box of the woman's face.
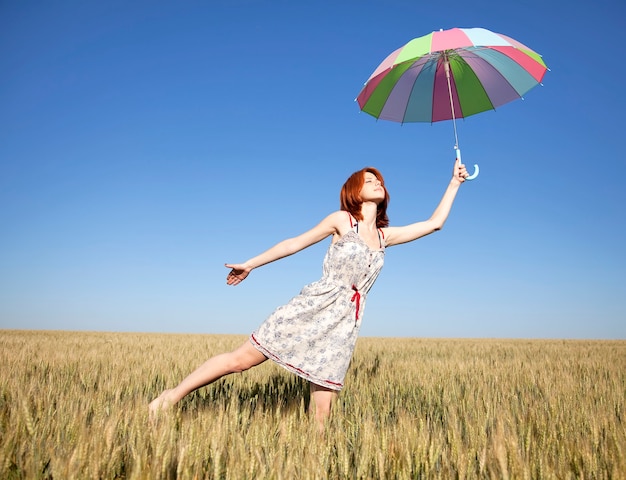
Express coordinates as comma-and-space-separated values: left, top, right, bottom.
360, 172, 385, 203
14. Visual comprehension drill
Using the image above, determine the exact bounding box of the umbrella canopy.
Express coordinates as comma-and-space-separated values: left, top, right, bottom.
356, 27, 549, 123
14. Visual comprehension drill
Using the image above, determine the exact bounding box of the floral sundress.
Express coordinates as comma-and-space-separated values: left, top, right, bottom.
250, 214, 385, 390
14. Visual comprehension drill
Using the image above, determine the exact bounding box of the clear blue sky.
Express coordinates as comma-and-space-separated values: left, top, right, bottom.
1, 0, 624, 339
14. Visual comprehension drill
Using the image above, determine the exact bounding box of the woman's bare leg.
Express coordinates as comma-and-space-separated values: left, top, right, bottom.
149, 340, 267, 414
309, 382, 338, 432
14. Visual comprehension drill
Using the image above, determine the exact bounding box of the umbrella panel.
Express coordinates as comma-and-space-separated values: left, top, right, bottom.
441, 55, 490, 121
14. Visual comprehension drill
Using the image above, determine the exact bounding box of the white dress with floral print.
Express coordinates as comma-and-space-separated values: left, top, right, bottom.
250, 219, 385, 390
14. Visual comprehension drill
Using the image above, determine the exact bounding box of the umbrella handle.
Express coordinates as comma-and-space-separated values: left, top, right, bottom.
455, 148, 479, 181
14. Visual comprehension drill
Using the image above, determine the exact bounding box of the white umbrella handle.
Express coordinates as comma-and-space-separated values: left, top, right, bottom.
455, 148, 479, 180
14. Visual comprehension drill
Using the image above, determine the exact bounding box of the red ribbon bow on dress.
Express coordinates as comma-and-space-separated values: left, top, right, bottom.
351, 284, 361, 324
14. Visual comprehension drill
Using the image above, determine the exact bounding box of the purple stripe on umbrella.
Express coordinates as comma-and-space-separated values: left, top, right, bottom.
470, 48, 538, 97
404, 60, 439, 122
379, 60, 430, 122
461, 54, 521, 108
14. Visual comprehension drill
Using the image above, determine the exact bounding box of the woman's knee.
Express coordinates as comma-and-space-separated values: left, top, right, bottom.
228, 342, 267, 372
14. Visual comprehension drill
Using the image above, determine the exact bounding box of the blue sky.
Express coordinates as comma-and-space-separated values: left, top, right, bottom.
1, 0, 624, 339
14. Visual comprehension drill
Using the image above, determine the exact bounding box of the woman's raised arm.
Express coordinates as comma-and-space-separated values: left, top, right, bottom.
382, 159, 468, 247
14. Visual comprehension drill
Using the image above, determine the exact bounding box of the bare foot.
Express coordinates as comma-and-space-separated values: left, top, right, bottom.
148, 389, 174, 419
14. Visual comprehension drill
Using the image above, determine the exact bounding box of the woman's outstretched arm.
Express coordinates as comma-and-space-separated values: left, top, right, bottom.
382, 159, 468, 247
225, 210, 346, 285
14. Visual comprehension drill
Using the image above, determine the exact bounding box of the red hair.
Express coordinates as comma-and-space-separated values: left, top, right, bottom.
340, 167, 389, 228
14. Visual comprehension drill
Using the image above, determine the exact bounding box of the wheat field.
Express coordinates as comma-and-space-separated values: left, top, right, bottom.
0, 330, 624, 479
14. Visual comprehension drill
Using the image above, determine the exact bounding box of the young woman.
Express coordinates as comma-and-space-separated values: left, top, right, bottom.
149, 159, 469, 429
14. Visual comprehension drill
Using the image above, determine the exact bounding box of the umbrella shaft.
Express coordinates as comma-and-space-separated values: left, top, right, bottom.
443, 54, 460, 150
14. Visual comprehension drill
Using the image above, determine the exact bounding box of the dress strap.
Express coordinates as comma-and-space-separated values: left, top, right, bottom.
347, 212, 358, 232
377, 228, 384, 248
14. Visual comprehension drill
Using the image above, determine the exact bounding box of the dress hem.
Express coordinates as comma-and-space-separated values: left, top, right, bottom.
249, 334, 344, 391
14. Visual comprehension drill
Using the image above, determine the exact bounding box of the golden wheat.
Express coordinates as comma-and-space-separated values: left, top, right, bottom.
0, 330, 624, 479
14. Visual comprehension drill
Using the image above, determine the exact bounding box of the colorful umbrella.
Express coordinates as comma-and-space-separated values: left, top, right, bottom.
356, 27, 548, 179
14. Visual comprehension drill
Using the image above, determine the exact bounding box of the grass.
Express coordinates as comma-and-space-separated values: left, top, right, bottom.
0, 330, 624, 479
